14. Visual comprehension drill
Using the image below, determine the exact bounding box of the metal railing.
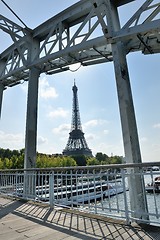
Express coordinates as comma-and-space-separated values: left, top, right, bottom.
0, 162, 160, 226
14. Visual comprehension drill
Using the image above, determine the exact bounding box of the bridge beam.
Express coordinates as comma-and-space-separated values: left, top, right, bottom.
0, 0, 160, 85
106, 0, 148, 221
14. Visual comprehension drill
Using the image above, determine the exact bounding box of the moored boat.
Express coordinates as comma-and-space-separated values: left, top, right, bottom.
36, 180, 126, 206
146, 176, 160, 193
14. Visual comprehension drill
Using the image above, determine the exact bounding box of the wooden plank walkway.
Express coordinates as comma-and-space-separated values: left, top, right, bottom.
0, 195, 159, 240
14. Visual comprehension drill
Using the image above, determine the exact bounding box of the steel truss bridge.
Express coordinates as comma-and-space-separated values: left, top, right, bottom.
0, 0, 160, 161
0, 0, 160, 166
0, 0, 160, 220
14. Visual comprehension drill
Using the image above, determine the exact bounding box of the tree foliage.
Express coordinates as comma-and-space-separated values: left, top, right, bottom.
86, 157, 99, 166
36, 154, 77, 168
0, 148, 123, 169
0, 148, 77, 169
94, 152, 122, 165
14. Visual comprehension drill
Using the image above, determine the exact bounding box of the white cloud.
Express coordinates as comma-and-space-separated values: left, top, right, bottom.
39, 77, 58, 99
103, 129, 109, 135
20, 81, 28, 93
20, 77, 58, 99
91, 142, 111, 155
0, 131, 24, 149
0, 131, 48, 150
151, 143, 160, 152
52, 124, 70, 134
140, 137, 148, 143
153, 123, 160, 129
48, 107, 69, 118
84, 120, 99, 127
84, 119, 108, 128
92, 141, 123, 157
85, 133, 95, 141
38, 136, 48, 145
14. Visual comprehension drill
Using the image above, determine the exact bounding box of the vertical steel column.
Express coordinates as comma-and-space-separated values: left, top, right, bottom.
0, 61, 5, 119
24, 39, 40, 198
105, 0, 148, 221
0, 83, 4, 119
24, 66, 40, 169
24, 38, 40, 169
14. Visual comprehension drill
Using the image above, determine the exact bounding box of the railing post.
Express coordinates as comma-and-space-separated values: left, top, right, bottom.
121, 169, 130, 224
129, 168, 149, 221
15, 172, 18, 196
49, 172, 54, 208
23, 170, 36, 199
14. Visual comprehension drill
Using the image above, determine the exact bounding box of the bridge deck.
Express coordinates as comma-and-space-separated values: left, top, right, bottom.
0, 195, 159, 240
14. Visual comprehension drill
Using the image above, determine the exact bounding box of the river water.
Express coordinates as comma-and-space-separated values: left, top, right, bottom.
95, 171, 160, 225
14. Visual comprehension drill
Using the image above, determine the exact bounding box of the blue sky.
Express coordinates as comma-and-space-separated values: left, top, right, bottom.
0, 1, 160, 162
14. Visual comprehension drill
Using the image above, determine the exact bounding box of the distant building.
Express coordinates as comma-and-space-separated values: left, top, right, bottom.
63, 82, 92, 156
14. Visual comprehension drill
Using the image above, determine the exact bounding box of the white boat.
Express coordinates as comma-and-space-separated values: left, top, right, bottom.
104, 184, 124, 197
146, 176, 160, 193
36, 180, 126, 206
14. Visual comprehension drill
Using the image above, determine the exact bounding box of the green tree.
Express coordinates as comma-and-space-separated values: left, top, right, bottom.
10, 155, 18, 169
36, 155, 48, 168
0, 158, 3, 169
95, 152, 109, 163
109, 156, 122, 164
86, 157, 99, 166
3, 158, 12, 169
16, 154, 24, 169
63, 156, 77, 167
36, 155, 77, 168
72, 155, 87, 166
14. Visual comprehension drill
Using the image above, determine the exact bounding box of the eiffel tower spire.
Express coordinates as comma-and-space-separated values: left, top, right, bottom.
63, 81, 92, 156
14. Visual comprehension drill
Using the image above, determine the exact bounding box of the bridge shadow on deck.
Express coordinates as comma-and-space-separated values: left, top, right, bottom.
0, 196, 159, 240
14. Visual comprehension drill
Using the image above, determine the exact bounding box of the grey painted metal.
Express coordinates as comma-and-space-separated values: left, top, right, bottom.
0, 0, 159, 86
24, 38, 40, 169
0, 14, 26, 39
0, 83, 4, 119
1, 163, 160, 225
23, 39, 40, 196
1, 161, 159, 172
23, 66, 40, 198
24, 68, 40, 169
63, 82, 92, 156
105, 0, 148, 221
0, 0, 159, 217
0, 60, 6, 119
111, 0, 135, 6
49, 173, 54, 207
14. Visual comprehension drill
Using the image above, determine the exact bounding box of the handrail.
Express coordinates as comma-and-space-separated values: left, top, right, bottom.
0, 161, 160, 172
0, 161, 160, 226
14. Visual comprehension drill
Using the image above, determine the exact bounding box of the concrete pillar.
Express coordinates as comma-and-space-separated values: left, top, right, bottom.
0, 83, 4, 119
105, 0, 148, 221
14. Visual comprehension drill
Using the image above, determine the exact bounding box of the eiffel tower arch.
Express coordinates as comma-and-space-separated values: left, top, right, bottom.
63, 82, 92, 157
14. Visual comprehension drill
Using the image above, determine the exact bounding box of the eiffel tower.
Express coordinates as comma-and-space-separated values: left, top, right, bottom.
63, 81, 92, 156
